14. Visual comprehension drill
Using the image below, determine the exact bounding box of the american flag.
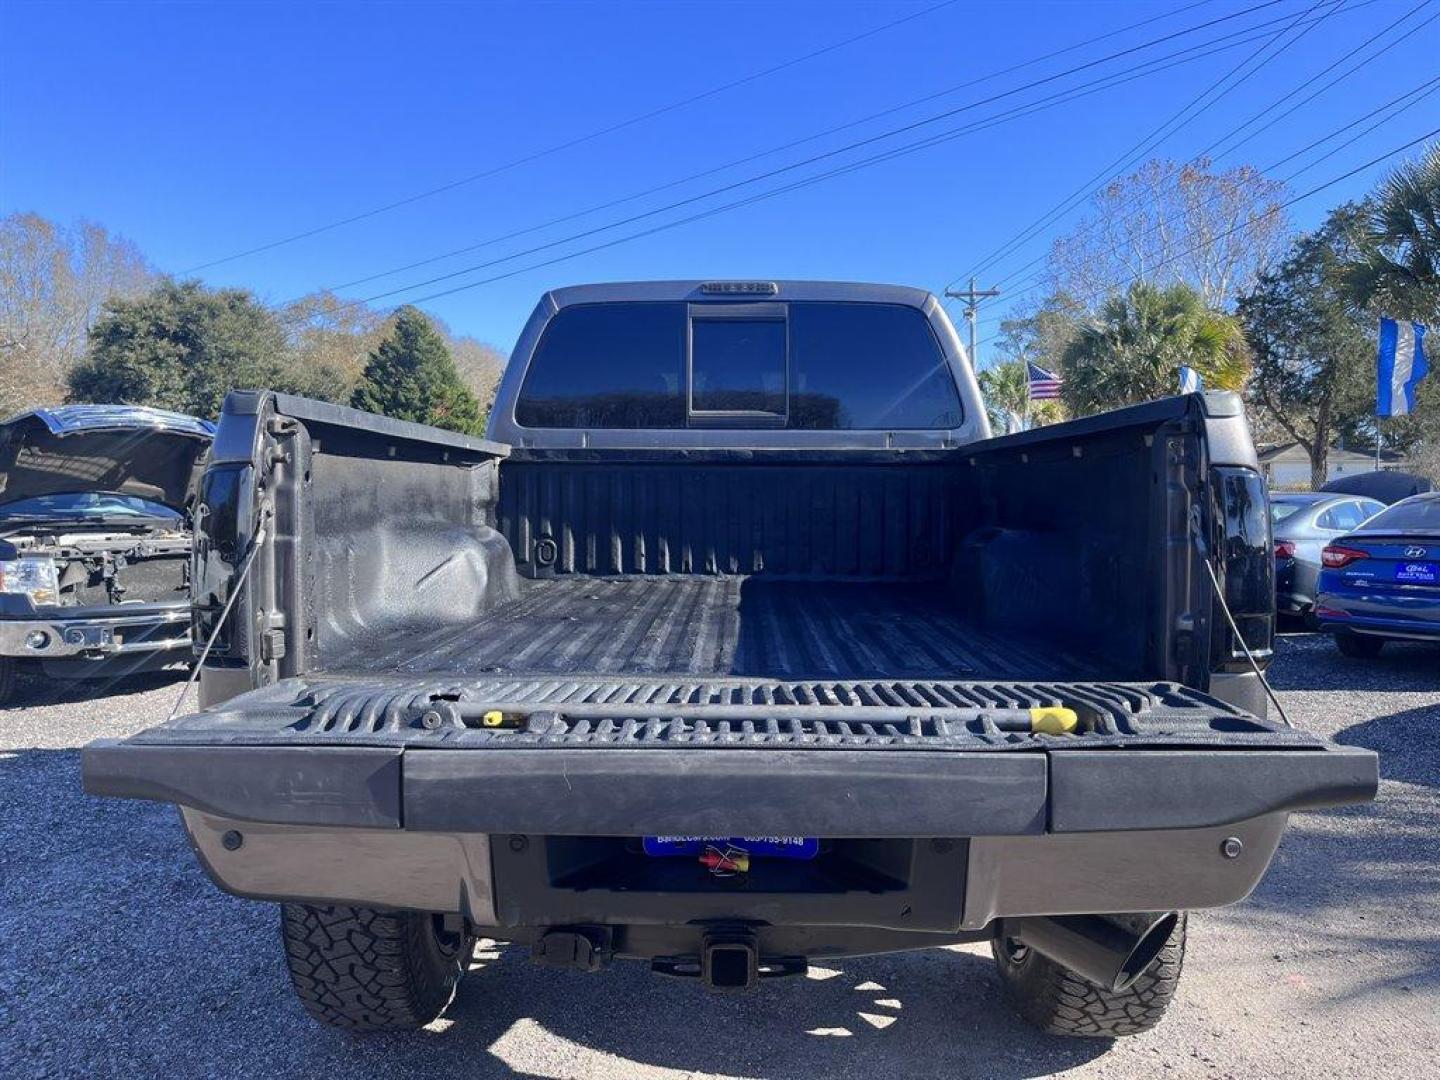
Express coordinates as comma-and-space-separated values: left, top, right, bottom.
1027, 361, 1062, 401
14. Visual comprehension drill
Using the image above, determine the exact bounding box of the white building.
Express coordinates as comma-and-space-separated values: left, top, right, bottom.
1258, 442, 1407, 491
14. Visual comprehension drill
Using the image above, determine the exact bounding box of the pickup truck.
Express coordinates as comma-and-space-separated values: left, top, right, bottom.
1, 405, 214, 705
84, 280, 1377, 1038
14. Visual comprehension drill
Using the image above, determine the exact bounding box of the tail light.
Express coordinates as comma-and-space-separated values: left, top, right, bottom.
1209, 467, 1274, 673
1322, 545, 1368, 568
1274, 540, 1296, 560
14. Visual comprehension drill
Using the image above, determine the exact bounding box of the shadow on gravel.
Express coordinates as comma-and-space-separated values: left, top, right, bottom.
1264, 637, 1440, 692
0, 746, 1110, 1080
1335, 703, 1440, 788
364, 944, 1113, 1080
0, 666, 184, 712
1234, 790, 1440, 1007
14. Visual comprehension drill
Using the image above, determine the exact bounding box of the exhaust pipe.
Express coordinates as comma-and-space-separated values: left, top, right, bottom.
1000, 913, 1178, 992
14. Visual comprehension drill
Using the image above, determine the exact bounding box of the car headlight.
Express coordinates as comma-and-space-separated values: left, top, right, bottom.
0, 558, 60, 605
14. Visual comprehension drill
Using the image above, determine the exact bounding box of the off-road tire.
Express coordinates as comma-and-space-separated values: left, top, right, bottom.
281, 904, 474, 1031
992, 913, 1187, 1037
0, 658, 15, 707
1335, 633, 1384, 658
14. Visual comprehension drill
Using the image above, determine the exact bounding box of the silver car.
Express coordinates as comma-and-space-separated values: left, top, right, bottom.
1272, 492, 1384, 622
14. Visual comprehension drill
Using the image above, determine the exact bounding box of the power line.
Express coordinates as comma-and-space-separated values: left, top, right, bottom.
961, 0, 1432, 291
178, 0, 965, 274
979, 65, 1440, 307
320, 0, 1232, 295
288, 0, 1302, 317
400, 120, 1438, 316
954, 0, 1345, 289
964, 68, 1440, 329
1199, 0, 1440, 162
968, 125, 1440, 358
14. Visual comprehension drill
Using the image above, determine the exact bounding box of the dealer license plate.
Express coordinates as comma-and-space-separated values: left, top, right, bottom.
1395, 561, 1438, 584
642, 836, 820, 859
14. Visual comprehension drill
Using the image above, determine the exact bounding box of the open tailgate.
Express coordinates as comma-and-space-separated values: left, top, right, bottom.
84, 675, 1377, 837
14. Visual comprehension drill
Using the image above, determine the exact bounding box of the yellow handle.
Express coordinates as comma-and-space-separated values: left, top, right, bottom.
482, 710, 506, 727
1029, 706, 1079, 734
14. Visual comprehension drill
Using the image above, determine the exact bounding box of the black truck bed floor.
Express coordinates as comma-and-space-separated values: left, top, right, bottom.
336, 576, 1105, 683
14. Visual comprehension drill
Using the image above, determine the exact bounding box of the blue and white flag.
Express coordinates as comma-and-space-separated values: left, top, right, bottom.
1376, 318, 1430, 416
1178, 365, 1203, 394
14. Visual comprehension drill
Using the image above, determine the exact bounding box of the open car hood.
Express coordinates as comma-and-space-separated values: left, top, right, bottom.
0, 405, 216, 512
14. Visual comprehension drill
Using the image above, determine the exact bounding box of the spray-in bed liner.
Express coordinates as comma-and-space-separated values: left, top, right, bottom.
338, 576, 1106, 682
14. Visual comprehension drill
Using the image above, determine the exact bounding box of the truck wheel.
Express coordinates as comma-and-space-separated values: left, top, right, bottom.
280, 904, 474, 1031
1335, 633, 1384, 658
991, 913, 1187, 1038
0, 658, 14, 706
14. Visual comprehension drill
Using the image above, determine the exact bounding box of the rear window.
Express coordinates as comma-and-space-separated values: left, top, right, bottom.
515, 301, 961, 430
1357, 497, 1440, 533
1270, 501, 1310, 524
513, 302, 685, 428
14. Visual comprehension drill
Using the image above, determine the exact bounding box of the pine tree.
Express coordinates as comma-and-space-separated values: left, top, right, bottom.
350, 306, 487, 435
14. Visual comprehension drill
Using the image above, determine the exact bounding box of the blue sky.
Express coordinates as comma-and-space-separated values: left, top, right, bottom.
2, 0, 1436, 360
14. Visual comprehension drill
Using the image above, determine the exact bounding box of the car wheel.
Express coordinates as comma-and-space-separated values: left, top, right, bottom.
991, 913, 1187, 1037
1335, 633, 1384, 659
281, 904, 475, 1031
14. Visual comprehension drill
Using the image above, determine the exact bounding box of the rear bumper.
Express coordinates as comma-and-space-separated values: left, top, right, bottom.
1317, 609, 1440, 641
175, 807, 1295, 938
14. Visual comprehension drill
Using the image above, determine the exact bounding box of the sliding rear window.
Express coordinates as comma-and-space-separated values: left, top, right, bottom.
515, 301, 961, 430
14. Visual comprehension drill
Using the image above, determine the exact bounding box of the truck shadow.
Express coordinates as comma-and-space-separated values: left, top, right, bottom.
406, 941, 1113, 1079
0, 747, 1109, 1080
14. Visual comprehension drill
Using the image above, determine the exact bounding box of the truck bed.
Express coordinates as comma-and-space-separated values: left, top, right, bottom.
336, 576, 1104, 683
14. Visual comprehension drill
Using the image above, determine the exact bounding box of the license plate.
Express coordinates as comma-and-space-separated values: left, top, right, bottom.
643, 836, 819, 860
1395, 561, 1438, 584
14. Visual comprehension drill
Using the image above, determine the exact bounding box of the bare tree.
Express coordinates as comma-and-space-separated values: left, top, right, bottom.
0, 212, 154, 414
425, 312, 508, 412
1048, 158, 1288, 309
277, 290, 391, 400
276, 294, 509, 414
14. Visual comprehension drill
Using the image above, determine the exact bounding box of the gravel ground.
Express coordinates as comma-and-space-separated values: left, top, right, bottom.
1, 635, 1436, 1079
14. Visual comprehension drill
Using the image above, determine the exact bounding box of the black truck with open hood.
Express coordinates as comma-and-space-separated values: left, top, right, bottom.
83, 281, 1376, 1039
0, 405, 214, 704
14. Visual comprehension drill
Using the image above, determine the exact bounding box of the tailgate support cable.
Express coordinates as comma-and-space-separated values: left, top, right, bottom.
166, 520, 269, 723
1202, 557, 1292, 728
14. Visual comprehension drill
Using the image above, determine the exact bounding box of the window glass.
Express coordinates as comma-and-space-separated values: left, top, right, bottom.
690, 318, 786, 414
0, 491, 180, 521
789, 303, 961, 429
514, 299, 963, 430
1317, 506, 1347, 531
1356, 496, 1440, 533
1270, 500, 1312, 524
1332, 502, 1369, 531
515, 303, 686, 428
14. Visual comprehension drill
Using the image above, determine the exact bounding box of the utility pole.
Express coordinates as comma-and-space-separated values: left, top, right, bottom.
944, 278, 1001, 370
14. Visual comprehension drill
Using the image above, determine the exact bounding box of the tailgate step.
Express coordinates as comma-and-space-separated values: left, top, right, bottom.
124, 675, 1318, 751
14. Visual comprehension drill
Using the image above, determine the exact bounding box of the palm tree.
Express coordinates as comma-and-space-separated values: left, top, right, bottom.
1059, 281, 1249, 417
1348, 142, 1440, 321
976, 360, 1029, 432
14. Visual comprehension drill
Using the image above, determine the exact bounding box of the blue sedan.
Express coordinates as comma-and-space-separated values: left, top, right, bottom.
1315, 492, 1440, 657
